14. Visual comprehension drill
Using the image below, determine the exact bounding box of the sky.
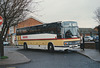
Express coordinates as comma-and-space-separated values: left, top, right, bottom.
1, 0, 100, 31
32, 0, 100, 28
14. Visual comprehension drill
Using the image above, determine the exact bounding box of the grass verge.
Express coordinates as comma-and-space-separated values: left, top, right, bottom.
0, 56, 8, 59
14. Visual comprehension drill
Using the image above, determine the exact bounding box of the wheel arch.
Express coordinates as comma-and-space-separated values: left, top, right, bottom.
24, 42, 27, 45
48, 42, 54, 46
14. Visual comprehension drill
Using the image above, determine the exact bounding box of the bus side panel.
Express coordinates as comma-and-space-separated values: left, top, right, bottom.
17, 38, 80, 46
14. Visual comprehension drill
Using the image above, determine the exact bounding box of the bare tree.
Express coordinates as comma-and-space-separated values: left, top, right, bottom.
95, 7, 100, 24
0, 0, 37, 57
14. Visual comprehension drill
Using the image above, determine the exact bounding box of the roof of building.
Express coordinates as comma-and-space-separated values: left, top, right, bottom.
11, 17, 44, 27
18, 17, 43, 24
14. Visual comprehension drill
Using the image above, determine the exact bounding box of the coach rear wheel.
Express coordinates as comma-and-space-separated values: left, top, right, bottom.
48, 43, 54, 52
23, 43, 28, 50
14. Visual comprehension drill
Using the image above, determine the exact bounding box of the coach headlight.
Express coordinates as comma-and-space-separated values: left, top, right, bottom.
75, 41, 80, 44
64, 41, 80, 45
64, 41, 68, 45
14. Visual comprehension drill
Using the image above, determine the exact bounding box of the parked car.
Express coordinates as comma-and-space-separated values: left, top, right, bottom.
93, 35, 99, 42
84, 36, 93, 41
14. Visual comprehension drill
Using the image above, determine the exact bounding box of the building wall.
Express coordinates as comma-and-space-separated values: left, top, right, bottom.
79, 28, 98, 37
8, 26, 16, 34
8, 18, 43, 45
17, 18, 43, 28
80, 33, 90, 36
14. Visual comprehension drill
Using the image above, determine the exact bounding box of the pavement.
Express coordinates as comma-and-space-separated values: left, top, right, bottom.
0, 46, 100, 66
75, 49, 100, 62
0, 46, 31, 66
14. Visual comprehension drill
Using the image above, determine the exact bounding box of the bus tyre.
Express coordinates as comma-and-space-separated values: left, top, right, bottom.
64, 49, 69, 53
48, 43, 54, 52
23, 43, 28, 50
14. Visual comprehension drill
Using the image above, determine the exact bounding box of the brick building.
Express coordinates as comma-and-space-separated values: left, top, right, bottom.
17, 18, 43, 28
79, 28, 98, 36
8, 18, 43, 45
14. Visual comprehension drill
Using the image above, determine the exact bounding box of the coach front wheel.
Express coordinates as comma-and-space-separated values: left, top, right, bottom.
48, 43, 54, 52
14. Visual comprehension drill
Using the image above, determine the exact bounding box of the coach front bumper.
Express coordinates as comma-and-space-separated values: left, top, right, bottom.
54, 44, 80, 51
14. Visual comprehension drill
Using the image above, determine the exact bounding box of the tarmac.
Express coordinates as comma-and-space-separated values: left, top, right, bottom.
0, 46, 100, 65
